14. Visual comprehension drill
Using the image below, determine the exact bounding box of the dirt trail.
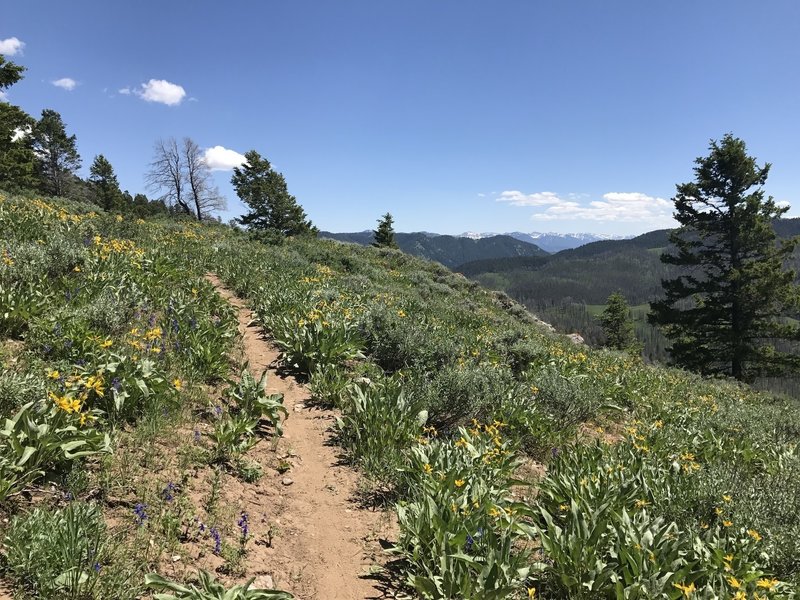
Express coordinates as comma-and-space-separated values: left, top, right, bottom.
206, 275, 392, 600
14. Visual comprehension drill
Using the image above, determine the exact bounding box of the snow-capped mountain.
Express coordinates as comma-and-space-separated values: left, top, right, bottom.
459, 231, 632, 253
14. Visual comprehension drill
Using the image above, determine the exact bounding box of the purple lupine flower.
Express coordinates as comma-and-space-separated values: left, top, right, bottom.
210, 527, 222, 554
111, 377, 121, 391
237, 512, 249, 540
134, 503, 148, 526
162, 482, 175, 502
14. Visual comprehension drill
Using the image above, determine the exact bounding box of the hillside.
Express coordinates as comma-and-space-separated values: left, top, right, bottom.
458, 222, 800, 368
320, 230, 548, 268
2, 192, 800, 598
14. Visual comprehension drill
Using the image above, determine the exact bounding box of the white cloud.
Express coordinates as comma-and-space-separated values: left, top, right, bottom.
118, 87, 131, 95
203, 146, 247, 171
495, 189, 675, 225
11, 125, 30, 142
136, 79, 186, 106
0, 37, 25, 56
0, 90, 6, 101
52, 77, 77, 91
776, 200, 791, 209
496, 190, 567, 206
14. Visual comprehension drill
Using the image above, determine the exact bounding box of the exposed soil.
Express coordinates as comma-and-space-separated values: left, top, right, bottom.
202, 275, 395, 599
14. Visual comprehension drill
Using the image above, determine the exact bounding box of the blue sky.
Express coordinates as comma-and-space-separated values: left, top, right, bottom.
3, 1, 800, 235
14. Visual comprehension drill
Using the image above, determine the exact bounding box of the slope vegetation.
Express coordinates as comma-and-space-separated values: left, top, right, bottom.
1, 193, 800, 599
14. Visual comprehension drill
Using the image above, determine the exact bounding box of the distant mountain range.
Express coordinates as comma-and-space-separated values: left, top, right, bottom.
460, 231, 633, 253
318, 231, 548, 269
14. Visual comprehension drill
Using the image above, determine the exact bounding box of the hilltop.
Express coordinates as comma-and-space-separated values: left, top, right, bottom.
2, 192, 800, 598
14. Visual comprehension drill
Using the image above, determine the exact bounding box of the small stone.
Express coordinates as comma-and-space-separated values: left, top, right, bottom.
253, 575, 275, 589
281, 477, 294, 486
171, 555, 181, 562
294, 404, 304, 412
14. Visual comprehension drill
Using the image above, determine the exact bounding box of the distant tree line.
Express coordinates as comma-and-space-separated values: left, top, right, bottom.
0, 54, 316, 234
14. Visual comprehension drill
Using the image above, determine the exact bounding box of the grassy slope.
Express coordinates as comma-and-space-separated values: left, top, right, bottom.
2, 193, 800, 598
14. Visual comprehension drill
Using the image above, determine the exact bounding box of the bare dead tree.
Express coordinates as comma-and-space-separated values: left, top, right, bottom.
145, 138, 190, 216
183, 138, 226, 221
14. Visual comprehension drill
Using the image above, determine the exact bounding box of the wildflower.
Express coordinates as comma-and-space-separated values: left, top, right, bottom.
527, 588, 536, 598
134, 503, 148, 526
99, 339, 112, 348
634, 498, 650, 509
747, 529, 762, 542
173, 378, 183, 391
756, 578, 778, 590
111, 377, 121, 391
397, 309, 406, 318
48, 369, 60, 379
454, 479, 465, 488
723, 520, 733, 527
210, 526, 222, 554
672, 581, 696, 597
715, 507, 723, 516
733, 592, 745, 600
558, 503, 569, 512
86, 374, 105, 397
238, 512, 249, 540
722, 494, 732, 503
727, 577, 741, 589
455, 437, 468, 448
422, 463, 432, 475
162, 482, 175, 502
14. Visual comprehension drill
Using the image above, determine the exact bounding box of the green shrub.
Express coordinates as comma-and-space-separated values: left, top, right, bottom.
4, 502, 140, 599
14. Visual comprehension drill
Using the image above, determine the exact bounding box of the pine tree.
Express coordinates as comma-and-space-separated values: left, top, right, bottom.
31, 109, 81, 197
0, 56, 37, 192
88, 154, 122, 211
373, 212, 398, 248
649, 134, 800, 382
599, 292, 637, 351
231, 150, 315, 236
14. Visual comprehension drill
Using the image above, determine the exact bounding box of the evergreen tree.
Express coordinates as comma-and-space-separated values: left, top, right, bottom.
0, 56, 37, 192
0, 55, 25, 90
373, 212, 398, 248
88, 154, 122, 211
231, 150, 315, 236
649, 134, 800, 382
31, 109, 81, 197
599, 292, 637, 351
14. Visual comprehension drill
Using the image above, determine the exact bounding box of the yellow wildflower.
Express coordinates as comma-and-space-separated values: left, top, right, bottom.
454, 479, 465, 488
86, 374, 105, 397
723, 520, 733, 527
422, 463, 432, 475
48, 370, 60, 380
747, 529, 762, 542
756, 578, 778, 590
527, 588, 536, 598
672, 581, 696, 597
722, 494, 732, 503
99, 339, 113, 348
634, 498, 651, 509
173, 378, 183, 391
727, 576, 741, 589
